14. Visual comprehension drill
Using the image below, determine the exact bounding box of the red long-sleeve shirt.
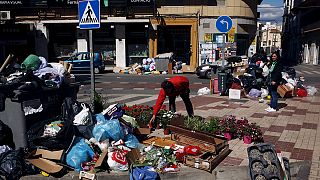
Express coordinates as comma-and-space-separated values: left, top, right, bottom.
153, 76, 189, 115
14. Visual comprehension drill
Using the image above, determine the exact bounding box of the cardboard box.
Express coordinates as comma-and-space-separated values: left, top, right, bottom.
277, 84, 291, 98
182, 65, 193, 72
27, 149, 65, 174
229, 89, 241, 99
134, 128, 151, 135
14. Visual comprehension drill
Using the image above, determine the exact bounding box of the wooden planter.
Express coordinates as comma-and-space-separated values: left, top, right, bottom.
184, 146, 230, 172
168, 125, 228, 154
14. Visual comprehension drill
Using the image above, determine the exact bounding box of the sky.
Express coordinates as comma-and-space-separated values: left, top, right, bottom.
258, 0, 284, 24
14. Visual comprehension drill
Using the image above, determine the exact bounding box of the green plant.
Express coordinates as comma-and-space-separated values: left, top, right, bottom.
204, 117, 220, 133
157, 110, 174, 128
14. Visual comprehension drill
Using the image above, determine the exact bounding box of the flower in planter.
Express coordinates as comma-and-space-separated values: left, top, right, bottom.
157, 110, 175, 128
122, 104, 153, 127
218, 115, 237, 135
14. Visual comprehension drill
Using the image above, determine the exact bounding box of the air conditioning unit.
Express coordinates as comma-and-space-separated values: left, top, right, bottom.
0, 11, 10, 20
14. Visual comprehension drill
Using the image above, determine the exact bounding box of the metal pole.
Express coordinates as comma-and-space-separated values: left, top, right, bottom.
222, 33, 226, 68
89, 29, 95, 111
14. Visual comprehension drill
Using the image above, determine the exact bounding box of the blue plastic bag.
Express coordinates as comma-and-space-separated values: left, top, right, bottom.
66, 139, 94, 171
95, 113, 107, 123
124, 134, 140, 149
130, 166, 160, 180
92, 119, 124, 142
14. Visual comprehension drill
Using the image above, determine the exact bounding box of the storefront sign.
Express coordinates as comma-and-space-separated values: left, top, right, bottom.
228, 27, 235, 43
127, 0, 153, 6
204, 33, 213, 43
0, 0, 23, 6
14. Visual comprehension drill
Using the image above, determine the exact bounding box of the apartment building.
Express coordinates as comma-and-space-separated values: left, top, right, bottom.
0, 0, 262, 70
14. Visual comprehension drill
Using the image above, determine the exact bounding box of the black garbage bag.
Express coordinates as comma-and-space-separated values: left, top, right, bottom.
284, 67, 296, 79
61, 97, 82, 122
0, 149, 26, 180
61, 98, 95, 139
27, 117, 75, 151
0, 120, 14, 149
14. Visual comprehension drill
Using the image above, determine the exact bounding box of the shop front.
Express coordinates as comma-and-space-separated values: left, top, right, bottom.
150, 18, 198, 71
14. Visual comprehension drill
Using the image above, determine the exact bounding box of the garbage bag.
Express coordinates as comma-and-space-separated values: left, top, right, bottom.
66, 138, 94, 172
261, 88, 269, 98
124, 134, 140, 149
0, 149, 27, 180
297, 88, 308, 97
107, 150, 128, 171
197, 87, 210, 95
27, 117, 75, 150
0, 120, 14, 149
248, 88, 262, 98
21, 54, 41, 71
306, 86, 318, 96
61, 97, 83, 122
121, 115, 138, 128
130, 166, 160, 180
92, 119, 124, 142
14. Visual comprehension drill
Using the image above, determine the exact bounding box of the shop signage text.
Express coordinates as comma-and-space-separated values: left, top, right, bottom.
127, 0, 153, 6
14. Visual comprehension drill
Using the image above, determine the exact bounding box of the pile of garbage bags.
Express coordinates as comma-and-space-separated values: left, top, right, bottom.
0, 97, 187, 179
224, 60, 317, 98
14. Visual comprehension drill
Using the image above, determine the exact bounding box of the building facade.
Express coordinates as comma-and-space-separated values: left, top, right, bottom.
282, 0, 320, 65
259, 22, 282, 55
0, 0, 262, 70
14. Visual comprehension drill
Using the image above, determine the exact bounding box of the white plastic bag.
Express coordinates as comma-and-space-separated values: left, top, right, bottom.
197, 87, 210, 95
261, 88, 269, 98
73, 103, 92, 125
306, 86, 318, 96
262, 65, 269, 77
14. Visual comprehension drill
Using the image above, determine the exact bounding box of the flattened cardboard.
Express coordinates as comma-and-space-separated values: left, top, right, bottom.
142, 137, 175, 147
28, 158, 64, 174
34, 149, 64, 160
27, 148, 65, 174
94, 151, 108, 169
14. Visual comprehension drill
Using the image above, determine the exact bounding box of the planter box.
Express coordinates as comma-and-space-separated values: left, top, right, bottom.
168, 125, 228, 154
184, 146, 230, 172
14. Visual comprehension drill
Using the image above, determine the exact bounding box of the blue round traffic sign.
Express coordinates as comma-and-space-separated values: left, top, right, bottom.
216, 16, 233, 33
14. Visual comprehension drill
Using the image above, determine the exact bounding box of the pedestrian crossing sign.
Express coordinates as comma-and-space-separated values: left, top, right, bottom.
78, 0, 100, 29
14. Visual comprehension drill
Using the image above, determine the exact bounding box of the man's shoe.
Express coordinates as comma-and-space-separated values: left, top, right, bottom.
267, 108, 277, 112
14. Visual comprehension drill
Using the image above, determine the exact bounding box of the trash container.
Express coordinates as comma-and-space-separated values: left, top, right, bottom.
218, 72, 228, 95
0, 83, 79, 149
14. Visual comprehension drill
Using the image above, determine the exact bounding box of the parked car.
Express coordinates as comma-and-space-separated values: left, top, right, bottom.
196, 64, 218, 79
64, 52, 105, 73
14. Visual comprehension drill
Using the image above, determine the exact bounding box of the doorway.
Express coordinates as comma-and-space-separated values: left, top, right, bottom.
157, 25, 191, 64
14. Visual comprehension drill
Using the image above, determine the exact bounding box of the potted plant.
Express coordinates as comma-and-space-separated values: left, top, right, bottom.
219, 115, 237, 140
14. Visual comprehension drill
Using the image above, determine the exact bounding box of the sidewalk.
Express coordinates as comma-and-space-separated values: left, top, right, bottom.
175, 94, 320, 179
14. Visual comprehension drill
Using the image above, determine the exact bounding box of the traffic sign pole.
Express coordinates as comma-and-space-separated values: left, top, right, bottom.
79, 0, 100, 111
89, 30, 95, 111
222, 33, 226, 68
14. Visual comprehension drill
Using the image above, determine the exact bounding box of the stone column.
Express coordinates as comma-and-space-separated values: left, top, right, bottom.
115, 24, 126, 68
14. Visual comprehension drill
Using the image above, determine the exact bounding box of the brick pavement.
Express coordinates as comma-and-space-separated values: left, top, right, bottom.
175, 95, 320, 179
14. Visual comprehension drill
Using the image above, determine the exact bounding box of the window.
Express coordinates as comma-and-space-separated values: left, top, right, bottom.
203, 23, 210, 29
269, 40, 271, 46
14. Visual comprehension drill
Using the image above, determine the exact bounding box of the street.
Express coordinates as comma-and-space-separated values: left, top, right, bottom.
76, 64, 320, 105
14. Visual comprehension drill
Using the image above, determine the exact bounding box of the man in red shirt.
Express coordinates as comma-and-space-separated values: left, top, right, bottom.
149, 76, 194, 125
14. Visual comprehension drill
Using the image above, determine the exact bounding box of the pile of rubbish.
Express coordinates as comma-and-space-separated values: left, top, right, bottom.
113, 53, 184, 75
218, 57, 317, 99
0, 99, 233, 179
